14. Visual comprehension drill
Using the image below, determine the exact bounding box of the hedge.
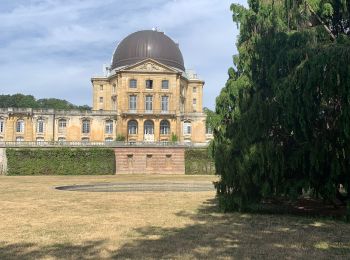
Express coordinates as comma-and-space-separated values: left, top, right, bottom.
6, 148, 115, 175
185, 148, 215, 175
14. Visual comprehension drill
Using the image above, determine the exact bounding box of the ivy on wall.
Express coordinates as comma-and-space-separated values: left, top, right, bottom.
185, 148, 215, 175
6, 148, 115, 175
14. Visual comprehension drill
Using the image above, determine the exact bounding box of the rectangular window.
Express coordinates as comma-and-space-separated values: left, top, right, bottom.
99, 97, 103, 103
145, 80, 153, 89
16, 121, 24, 133
100, 85, 103, 91
0, 120, 4, 133
82, 120, 90, 134
162, 80, 169, 89
105, 120, 113, 134
58, 119, 67, 133
129, 79, 137, 88
129, 95, 137, 111
161, 96, 169, 112
183, 122, 191, 135
145, 96, 153, 112
112, 84, 116, 93
193, 98, 197, 105
193, 87, 197, 93
37, 120, 44, 133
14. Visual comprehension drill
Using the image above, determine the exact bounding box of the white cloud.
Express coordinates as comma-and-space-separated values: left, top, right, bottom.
0, 0, 247, 109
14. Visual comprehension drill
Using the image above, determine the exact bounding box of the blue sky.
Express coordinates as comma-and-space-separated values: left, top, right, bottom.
0, 0, 246, 109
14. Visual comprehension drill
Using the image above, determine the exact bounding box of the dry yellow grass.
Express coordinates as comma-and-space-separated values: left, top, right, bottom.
0, 175, 349, 259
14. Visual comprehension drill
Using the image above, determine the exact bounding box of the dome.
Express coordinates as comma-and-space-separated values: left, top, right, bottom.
111, 30, 185, 71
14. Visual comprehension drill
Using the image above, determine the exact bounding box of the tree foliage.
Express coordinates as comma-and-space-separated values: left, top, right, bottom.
210, 0, 350, 219
0, 93, 91, 110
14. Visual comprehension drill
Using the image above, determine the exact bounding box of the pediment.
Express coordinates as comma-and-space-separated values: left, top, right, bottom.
121, 59, 178, 73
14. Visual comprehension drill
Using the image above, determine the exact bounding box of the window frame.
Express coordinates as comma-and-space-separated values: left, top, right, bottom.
105, 120, 113, 134
160, 120, 170, 135
16, 120, 24, 133
129, 79, 137, 88
82, 119, 90, 134
144, 120, 154, 135
183, 121, 192, 135
145, 80, 153, 89
37, 119, 44, 133
129, 95, 137, 111
161, 96, 169, 112
0, 120, 4, 133
145, 95, 153, 112
161, 80, 169, 89
128, 120, 138, 135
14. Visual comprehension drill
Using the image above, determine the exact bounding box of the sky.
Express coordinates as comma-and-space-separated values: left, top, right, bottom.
0, 0, 246, 109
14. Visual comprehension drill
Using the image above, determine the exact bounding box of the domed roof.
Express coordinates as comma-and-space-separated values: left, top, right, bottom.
111, 30, 185, 71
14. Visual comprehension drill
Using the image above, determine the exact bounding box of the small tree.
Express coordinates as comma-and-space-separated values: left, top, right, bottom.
171, 133, 178, 143
116, 134, 126, 142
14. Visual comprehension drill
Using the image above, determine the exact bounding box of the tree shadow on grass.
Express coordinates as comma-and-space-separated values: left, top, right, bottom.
0, 240, 107, 260
113, 198, 350, 259
1, 200, 349, 259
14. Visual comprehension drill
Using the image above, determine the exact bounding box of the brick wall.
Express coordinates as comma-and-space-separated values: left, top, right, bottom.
115, 146, 185, 174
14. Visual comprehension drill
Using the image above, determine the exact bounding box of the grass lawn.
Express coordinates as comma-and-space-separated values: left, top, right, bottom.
0, 175, 349, 259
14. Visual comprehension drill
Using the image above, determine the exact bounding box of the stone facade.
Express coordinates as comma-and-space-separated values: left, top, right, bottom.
114, 146, 185, 174
91, 59, 212, 144
0, 31, 213, 145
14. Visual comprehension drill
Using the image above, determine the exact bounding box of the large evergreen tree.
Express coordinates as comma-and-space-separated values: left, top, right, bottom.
211, 0, 350, 219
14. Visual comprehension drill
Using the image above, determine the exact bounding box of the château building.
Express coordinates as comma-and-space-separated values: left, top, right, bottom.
0, 30, 212, 144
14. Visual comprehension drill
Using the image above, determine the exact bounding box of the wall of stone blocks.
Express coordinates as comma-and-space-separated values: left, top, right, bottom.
115, 146, 185, 174
0, 148, 7, 175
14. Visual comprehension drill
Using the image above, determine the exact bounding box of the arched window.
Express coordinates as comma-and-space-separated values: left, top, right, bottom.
144, 120, 154, 135
37, 118, 44, 133
58, 119, 67, 133
82, 119, 90, 134
183, 121, 191, 135
160, 120, 170, 135
128, 120, 138, 135
16, 120, 24, 133
105, 120, 113, 134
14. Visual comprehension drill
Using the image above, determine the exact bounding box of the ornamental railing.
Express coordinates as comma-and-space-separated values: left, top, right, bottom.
122, 109, 176, 115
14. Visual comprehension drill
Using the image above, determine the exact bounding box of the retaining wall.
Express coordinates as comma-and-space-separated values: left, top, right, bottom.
115, 146, 185, 174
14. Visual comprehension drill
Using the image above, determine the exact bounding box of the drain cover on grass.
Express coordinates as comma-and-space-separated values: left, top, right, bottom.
55, 182, 215, 192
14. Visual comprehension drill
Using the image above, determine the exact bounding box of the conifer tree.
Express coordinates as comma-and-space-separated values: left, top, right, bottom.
211, 0, 350, 220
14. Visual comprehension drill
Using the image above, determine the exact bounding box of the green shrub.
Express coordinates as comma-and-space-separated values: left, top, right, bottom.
116, 134, 126, 141
6, 148, 115, 175
185, 148, 215, 175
